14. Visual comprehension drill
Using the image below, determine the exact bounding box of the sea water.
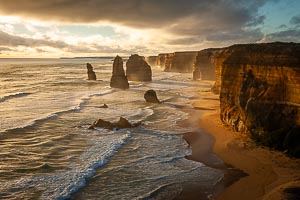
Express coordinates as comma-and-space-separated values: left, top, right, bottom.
0, 58, 223, 200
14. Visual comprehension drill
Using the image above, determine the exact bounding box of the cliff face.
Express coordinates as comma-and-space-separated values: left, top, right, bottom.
156, 53, 169, 69
156, 52, 197, 72
145, 56, 158, 67
168, 51, 197, 73
126, 54, 152, 81
164, 53, 174, 72
193, 48, 220, 80
217, 43, 300, 157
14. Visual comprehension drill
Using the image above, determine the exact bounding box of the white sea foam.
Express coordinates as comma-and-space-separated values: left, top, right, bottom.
0, 92, 31, 103
1, 89, 116, 133
1, 133, 130, 200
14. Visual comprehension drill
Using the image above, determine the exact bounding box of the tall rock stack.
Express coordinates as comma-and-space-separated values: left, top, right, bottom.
110, 56, 129, 89
86, 63, 96, 80
126, 54, 152, 81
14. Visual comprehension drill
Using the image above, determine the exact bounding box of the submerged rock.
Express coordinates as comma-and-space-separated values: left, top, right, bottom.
144, 90, 161, 103
110, 56, 129, 89
89, 117, 141, 130
99, 104, 108, 108
89, 119, 114, 130
126, 54, 152, 81
87, 63, 97, 80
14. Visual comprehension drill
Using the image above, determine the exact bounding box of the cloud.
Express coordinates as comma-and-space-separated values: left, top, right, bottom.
290, 15, 300, 25
262, 29, 300, 42
0, 0, 273, 36
0, 30, 69, 48
0, 46, 12, 53
206, 28, 264, 42
0, 30, 155, 55
0, 0, 297, 56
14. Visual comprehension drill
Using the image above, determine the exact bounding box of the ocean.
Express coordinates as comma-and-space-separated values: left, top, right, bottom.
0, 58, 223, 199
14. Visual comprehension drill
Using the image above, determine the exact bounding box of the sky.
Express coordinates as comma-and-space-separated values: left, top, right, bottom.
0, 0, 299, 58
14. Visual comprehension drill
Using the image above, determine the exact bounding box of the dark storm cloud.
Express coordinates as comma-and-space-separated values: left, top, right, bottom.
0, 0, 273, 35
264, 29, 300, 42
206, 29, 264, 42
290, 15, 300, 25
0, 30, 69, 48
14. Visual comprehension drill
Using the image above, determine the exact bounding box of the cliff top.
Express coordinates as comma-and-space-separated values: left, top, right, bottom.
221, 42, 300, 67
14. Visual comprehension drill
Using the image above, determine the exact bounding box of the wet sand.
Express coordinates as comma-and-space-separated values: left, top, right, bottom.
179, 91, 300, 200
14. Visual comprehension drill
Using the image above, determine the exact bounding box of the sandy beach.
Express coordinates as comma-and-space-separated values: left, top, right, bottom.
178, 90, 300, 200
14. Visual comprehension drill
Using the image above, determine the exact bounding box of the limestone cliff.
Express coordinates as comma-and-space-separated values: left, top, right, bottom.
217, 42, 300, 157
156, 52, 197, 72
193, 48, 220, 80
126, 54, 152, 81
157, 53, 169, 69
145, 56, 158, 67
168, 51, 197, 72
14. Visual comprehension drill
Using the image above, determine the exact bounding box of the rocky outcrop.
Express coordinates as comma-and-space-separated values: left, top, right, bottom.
169, 51, 198, 73
87, 63, 96, 80
145, 56, 158, 67
126, 54, 152, 81
157, 52, 197, 72
193, 48, 220, 80
89, 117, 141, 130
217, 42, 300, 157
144, 90, 161, 103
110, 56, 129, 89
157, 53, 169, 68
163, 53, 175, 72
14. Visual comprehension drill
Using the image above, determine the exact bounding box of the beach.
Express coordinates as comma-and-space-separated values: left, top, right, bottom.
180, 90, 300, 199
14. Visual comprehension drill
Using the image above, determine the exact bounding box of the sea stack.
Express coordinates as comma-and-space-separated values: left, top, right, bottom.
87, 63, 96, 80
126, 54, 152, 81
110, 56, 129, 89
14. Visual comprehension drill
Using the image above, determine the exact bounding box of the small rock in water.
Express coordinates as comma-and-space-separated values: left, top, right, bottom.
89, 119, 114, 130
99, 104, 108, 108
144, 90, 161, 103
89, 117, 141, 130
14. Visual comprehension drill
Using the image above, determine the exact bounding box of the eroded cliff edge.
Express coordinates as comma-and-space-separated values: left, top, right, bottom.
156, 52, 197, 72
216, 42, 300, 157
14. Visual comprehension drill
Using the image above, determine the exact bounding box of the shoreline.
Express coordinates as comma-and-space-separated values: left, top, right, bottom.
178, 91, 300, 200
175, 100, 246, 200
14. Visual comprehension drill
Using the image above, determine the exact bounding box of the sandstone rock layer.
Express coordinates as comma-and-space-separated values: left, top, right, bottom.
193, 48, 220, 80
126, 54, 152, 81
216, 42, 300, 157
87, 63, 97, 80
110, 56, 129, 89
145, 56, 158, 67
